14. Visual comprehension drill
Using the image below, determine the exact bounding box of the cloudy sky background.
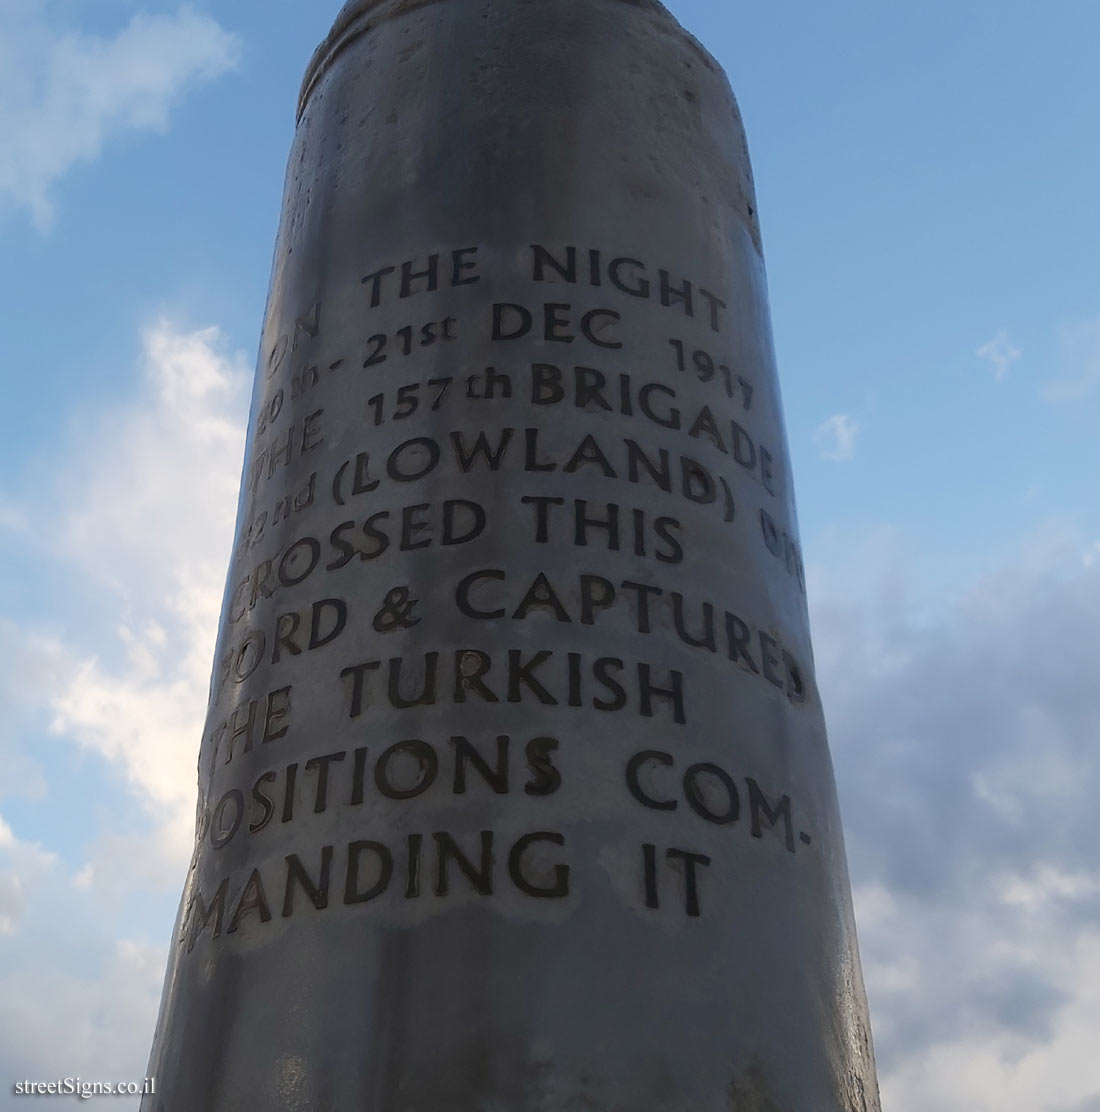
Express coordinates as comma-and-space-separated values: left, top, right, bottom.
1, 1, 1098, 1108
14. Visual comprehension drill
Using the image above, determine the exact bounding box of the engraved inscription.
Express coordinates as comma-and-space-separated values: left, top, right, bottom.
189, 236, 818, 955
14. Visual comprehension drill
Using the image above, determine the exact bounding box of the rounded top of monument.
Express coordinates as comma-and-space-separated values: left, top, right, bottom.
300, 0, 439, 119
321, 0, 675, 38
299, 0, 697, 122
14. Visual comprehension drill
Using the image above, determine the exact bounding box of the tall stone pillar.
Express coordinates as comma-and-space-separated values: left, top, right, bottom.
144, 1, 880, 1109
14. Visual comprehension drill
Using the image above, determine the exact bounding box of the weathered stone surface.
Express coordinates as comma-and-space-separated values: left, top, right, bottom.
144, 2, 880, 1108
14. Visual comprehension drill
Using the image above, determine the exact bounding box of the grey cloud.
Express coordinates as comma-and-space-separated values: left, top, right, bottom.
0, 6, 240, 228
970, 970, 1070, 1042
810, 540, 1100, 1086
0, 872, 26, 932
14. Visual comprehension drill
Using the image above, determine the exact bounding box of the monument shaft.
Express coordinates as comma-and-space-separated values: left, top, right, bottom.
145, 1, 880, 1108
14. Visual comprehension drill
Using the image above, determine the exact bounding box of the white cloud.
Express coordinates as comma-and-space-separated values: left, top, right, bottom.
977, 330, 1022, 381
814, 413, 860, 461
0, 816, 167, 1085
0, 322, 247, 1092
0, 3, 240, 229
812, 524, 1100, 1111
50, 321, 249, 858
0, 816, 57, 938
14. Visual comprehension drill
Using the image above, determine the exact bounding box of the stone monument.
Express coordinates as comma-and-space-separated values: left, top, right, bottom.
144, 1, 881, 1108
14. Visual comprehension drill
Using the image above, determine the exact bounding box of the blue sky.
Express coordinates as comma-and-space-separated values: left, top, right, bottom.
1, 2, 1099, 1109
